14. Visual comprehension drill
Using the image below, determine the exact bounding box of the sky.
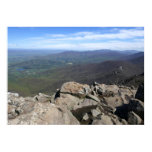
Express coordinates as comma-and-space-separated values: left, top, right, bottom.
8, 27, 144, 51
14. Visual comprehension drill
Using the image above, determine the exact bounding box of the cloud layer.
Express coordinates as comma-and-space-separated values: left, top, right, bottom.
8, 28, 144, 51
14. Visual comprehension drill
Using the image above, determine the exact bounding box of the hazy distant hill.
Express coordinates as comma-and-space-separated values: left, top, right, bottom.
8, 51, 144, 96
9, 49, 135, 71
37, 54, 144, 89
120, 50, 140, 55
8, 49, 65, 64
119, 73, 144, 88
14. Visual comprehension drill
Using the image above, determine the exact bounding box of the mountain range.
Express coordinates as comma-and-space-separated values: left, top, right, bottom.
8, 49, 144, 96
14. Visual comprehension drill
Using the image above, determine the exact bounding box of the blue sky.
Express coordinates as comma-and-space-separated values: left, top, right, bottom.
8, 27, 144, 51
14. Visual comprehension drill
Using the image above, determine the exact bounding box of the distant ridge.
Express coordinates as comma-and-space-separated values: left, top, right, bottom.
8, 49, 144, 96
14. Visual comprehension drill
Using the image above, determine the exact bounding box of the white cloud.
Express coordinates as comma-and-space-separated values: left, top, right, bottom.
42, 43, 76, 49
25, 37, 44, 40
79, 40, 144, 51
23, 39, 144, 51
73, 32, 94, 36
42, 29, 144, 41
9, 28, 144, 51
9, 39, 144, 51
46, 34, 66, 38
8, 43, 17, 48
80, 29, 144, 40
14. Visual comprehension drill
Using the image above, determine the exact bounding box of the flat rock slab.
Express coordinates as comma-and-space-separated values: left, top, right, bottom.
60, 82, 90, 97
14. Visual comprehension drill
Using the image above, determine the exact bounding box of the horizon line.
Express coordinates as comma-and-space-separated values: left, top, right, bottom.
8, 48, 144, 52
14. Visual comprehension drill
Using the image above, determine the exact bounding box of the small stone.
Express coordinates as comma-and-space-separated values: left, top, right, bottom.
91, 108, 101, 117
83, 113, 89, 121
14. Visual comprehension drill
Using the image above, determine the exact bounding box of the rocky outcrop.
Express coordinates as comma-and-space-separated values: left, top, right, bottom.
8, 102, 79, 125
135, 84, 144, 102
8, 81, 144, 125
60, 82, 91, 97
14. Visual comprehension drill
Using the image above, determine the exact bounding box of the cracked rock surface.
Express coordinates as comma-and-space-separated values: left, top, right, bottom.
8, 81, 144, 125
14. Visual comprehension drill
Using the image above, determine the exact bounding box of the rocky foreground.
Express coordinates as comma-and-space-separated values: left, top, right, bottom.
8, 82, 144, 125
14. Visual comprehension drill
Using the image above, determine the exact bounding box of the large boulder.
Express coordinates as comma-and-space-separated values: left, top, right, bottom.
8, 102, 80, 125
60, 82, 91, 98
8, 81, 144, 125
8, 92, 36, 119
118, 86, 135, 104
71, 98, 120, 125
34, 93, 51, 102
73, 98, 98, 110
8, 104, 18, 119
103, 96, 123, 108
16, 101, 35, 114
55, 93, 83, 110
93, 84, 135, 109
92, 114, 127, 125
97, 84, 120, 95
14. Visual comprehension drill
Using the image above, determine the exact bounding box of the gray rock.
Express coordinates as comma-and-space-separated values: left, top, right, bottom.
104, 96, 123, 108
34, 93, 51, 102
56, 93, 83, 110
92, 115, 113, 125
135, 84, 144, 102
8, 92, 19, 98
121, 119, 128, 125
93, 81, 99, 86
82, 113, 89, 121
97, 88, 103, 95
91, 108, 101, 117
129, 99, 144, 119
8, 102, 80, 125
60, 82, 90, 98
98, 84, 119, 95
8, 81, 144, 125
19, 101, 35, 114
128, 111, 143, 125
8, 105, 18, 119
86, 94, 100, 102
